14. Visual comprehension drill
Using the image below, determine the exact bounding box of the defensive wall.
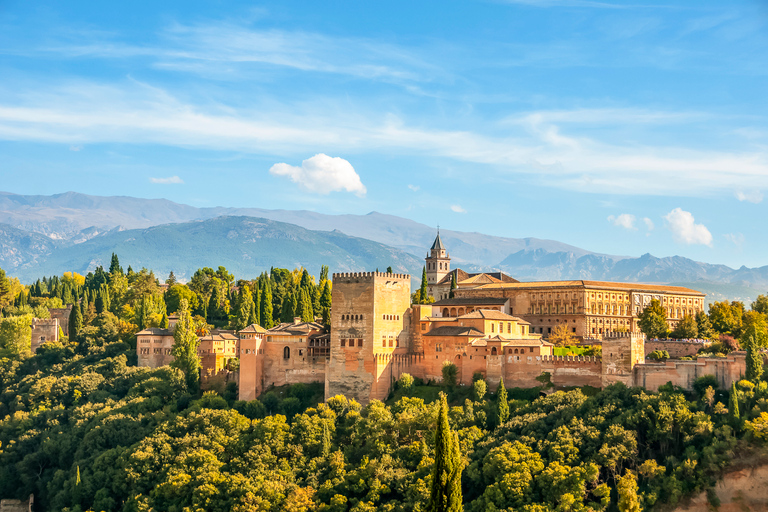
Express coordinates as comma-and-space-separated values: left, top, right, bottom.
634, 352, 747, 392
644, 340, 704, 359
541, 355, 603, 388
30, 318, 59, 353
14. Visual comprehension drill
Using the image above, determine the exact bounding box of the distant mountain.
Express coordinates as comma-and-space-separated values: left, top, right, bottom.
0, 191, 766, 304
0, 216, 423, 283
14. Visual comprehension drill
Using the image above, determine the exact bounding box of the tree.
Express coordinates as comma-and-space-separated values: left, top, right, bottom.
709, 301, 743, 337
281, 290, 297, 324
441, 362, 458, 389
616, 471, 641, 512
0, 268, 14, 312
319, 280, 332, 326
549, 323, 574, 346
745, 335, 764, 382
449, 274, 457, 299
417, 266, 428, 304
69, 302, 83, 339
299, 288, 314, 322
160, 311, 169, 329
166, 271, 177, 286
496, 377, 509, 427
171, 299, 200, 392
427, 393, 463, 512
235, 285, 255, 330
729, 382, 740, 425
638, 299, 668, 339
741, 311, 768, 348
754, 294, 768, 316
473, 379, 486, 401
696, 311, 714, 339
386, 266, 393, 274
670, 314, 698, 339
261, 280, 275, 329
0, 314, 33, 356
165, 284, 198, 316
109, 253, 123, 276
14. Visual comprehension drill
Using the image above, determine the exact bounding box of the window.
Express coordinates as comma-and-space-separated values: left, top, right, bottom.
529, 347, 533, 353
499, 322, 503, 333
491, 347, 497, 355
382, 339, 386, 347
508, 323, 511, 334
283, 346, 291, 359
389, 340, 393, 347
421, 324, 426, 331
358, 339, 363, 347
341, 339, 346, 347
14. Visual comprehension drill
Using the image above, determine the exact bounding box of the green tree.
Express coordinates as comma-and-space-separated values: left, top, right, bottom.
109, 253, 123, 276
670, 314, 698, 339
709, 301, 743, 336
473, 379, 487, 401
449, 274, 457, 299
386, 266, 393, 274
427, 393, 463, 512
729, 382, 740, 425
171, 299, 201, 392
299, 288, 314, 322
418, 266, 428, 304
741, 310, 768, 348
261, 280, 275, 329
442, 362, 458, 389
69, 302, 83, 339
0, 314, 33, 356
496, 377, 509, 427
281, 289, 297, 324
745, 335, 764, 382
0, 269, 14, 312
616, 471, 641, 512
160, 310, 169, 329
165, 284, 198, 315
696, 311, 714, 339
753, 294, 768, 315
319, 280, 332, 326
638, 299, 668, 339
235, 285, 255, 330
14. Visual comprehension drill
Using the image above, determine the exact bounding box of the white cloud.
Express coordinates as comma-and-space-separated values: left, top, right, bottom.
735, 190, 763, 204
724, 232, 745, 248
643, 217, 654, 231
607, 213, 637, 230
408, 184, 420, 192
269, 154, 366, 196
450, 204, 467, 213
664, 208, 712, 246
149, 175, 183, 184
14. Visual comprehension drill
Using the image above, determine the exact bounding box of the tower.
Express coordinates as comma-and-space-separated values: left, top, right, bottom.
426, 229, 451, 300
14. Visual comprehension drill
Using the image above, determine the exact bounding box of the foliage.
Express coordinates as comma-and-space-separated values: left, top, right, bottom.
171, 299, 201, 392
638, 299, 668, 339
0, 314, 33, 356
442, 362, 458, 389
428, 393, 463, 512
549, 323, 575, 347
647, 350, 670, 362
670, 314, 698, 339
745, 335, 764, 382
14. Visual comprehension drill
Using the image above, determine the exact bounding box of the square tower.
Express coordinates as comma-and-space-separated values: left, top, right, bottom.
426, 230, 450, 300
326, 271, 412, 404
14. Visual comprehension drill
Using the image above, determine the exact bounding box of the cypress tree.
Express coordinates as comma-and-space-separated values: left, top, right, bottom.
427, 393, 463, 512
418, 266, 428, 304
496, 377, 509, 427
101, 284, 110, 312
281, 290, 297, 323
321, 421, 332, 457
261, 280, 274, 329
160, 310, 169, 329
94, 289, 105, 314
386, 266, 393, 273
449, 274, 457, 299
729, 382, 740, 426
299, 288, 314, 322
320, 280, 332, 326
171, 298, 201, 392
252, 287, 261, 326
236, 285, 255, 330
69, 302, 83, 339
746, 335, 764, 382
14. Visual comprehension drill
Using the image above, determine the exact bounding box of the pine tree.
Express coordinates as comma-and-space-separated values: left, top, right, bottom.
496, 377, 509, 427
109, 253, 123, 275
320, 280, 332, 326
427, 393, 463, 512
94, 289, 105, 314
299, 288, 314, 322
166, 271, 177, 286
319, 265, 329, 283
171, 298, 201, 392
418, 266, 428, 304
746, 335, 764, 382
261, 280, 275, 329
449, 274, 457, 299
386, 266, 393, 274
251, 287, 261, 326
160, 310, 169, 329
236, 285, 255, 330
696, 311, 714, 339
69, 302, 82, 339
281, 290, 297, 323
729, 382, 740, 426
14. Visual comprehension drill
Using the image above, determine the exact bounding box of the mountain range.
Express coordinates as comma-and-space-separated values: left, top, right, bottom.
0, 191, 766, 304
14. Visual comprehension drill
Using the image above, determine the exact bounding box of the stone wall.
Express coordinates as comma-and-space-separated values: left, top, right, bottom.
49, 305, 72, 336
542, 355, 603, 388
645, 340, 703, 359
30, 318, 59, 353
602, 333, 645, 387
634, 352, 746, 392
238, 337, 264, 401
0, 495, 33, 512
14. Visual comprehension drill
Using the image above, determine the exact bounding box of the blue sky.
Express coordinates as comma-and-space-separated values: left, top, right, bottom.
1, 0, 767, 268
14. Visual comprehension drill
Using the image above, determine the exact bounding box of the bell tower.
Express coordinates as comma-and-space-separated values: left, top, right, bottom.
425, 228, 450, 299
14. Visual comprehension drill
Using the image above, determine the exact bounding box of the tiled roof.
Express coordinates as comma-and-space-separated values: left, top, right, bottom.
239, 324, 269, 333
431, 232, 447, 251
432, 297, 509, 306
199, 333, 238, 342
424, 326, 485, 337
437, 269, 519, 286
459, 310, 530, 323
459, 274, 503, 285
268, 320, 325, 336
136, 327, 173, 336
470, 280, 704, 295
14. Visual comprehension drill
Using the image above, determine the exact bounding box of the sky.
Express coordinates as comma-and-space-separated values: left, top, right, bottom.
0, 0, 767, 269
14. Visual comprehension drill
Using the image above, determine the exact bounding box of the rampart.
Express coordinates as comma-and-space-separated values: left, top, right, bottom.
644, 340, 704, 359
541, 355, 603, 388
332, 271, 412, 281
30, 318, 59, 353
634, 352, 747, 392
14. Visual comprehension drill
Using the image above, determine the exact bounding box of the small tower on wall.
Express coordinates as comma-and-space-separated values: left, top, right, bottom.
425, 229, 450, 300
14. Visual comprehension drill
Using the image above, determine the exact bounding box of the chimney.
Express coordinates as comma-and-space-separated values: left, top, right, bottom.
294, 317, 301, 324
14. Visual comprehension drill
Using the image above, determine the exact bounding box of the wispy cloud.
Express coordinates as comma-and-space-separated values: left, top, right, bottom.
735, 190, 763, 204
150, 176, 183, 184
408, 184, 420, 192
607, 213, 637, 230
450, 204, 467, 213
724, 232, 745, 249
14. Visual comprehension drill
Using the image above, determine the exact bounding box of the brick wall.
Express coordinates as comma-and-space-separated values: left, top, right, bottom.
644, 340, 703, 359
634, 352, 746, 391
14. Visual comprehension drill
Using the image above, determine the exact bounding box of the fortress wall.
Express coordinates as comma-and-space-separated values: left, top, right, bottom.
634, 352, 746, 392
262, 338, 326, 390
238, 337, 264, 401
543, 356, 603, 388
645, 340, 703, 358
49, 306, 72, 336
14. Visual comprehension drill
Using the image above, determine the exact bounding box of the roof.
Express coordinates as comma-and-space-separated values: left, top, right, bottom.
432, 297, 509, 306
268, 320, 325, 336
239, 323, 269, 334
437, 269, 519, 286
431, 232, 446, 251
469, 280, 705, 295
471, 336, 550, 346
136, 327, 173, 336
423, 325, 485, 337
199, 333, 238, 342
458, 274, 503, 285
459, 310, 530, 323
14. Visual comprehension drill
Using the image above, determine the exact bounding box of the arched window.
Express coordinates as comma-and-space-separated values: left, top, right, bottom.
514, 348, 519, 354
283, 346, 290, 359
443, 308, 449, 317
491, 347, 497, 355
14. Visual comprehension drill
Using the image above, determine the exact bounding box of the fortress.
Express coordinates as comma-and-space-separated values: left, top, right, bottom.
235, 233, 747, 404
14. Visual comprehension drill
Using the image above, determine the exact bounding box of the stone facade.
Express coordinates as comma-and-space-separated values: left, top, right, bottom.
30, 318, 59, 353
49, 305, 72, 337
644, 340, 704, 359
136, 327, 175, 368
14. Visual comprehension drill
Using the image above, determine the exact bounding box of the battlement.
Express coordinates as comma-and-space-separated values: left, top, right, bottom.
541, 355, 602, 364
602, 331, 646, 341
373, 352, 423, 363
332, 271, 411, 281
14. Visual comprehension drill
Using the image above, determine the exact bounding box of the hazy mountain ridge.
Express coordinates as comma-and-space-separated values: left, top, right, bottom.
0, 192, 766, 303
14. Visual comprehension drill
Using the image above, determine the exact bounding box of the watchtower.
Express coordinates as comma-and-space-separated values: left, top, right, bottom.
425, 230, 450, 299
601, 331, 645, 387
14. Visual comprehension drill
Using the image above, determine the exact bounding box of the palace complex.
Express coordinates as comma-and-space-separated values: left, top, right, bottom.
136, 232, 745, 405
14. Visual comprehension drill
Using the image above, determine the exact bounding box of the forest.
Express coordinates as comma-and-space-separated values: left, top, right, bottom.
0, 257, 768, 511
